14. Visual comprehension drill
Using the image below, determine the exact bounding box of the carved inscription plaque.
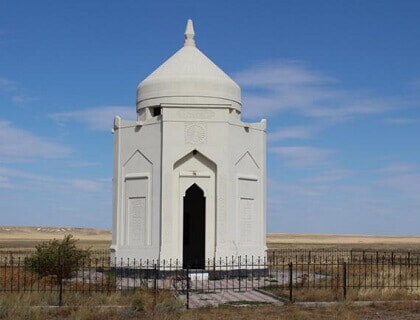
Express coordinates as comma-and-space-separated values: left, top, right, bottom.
239, 198, 254, 244
178, 110, 215, 120
129, 197, 146, 245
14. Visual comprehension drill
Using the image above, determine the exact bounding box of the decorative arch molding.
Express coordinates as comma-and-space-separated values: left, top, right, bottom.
173, 149, 217, 172
234, 151, 259, 169
123, 149, 152, 167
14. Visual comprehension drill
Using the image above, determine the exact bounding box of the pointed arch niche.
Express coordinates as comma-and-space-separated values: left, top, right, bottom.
172, 150, 217, 263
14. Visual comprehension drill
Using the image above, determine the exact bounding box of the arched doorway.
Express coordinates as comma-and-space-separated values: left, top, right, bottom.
183, 184, 205, 269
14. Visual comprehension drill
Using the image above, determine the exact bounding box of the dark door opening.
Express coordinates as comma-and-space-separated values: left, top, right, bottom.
183, 184, 205, 269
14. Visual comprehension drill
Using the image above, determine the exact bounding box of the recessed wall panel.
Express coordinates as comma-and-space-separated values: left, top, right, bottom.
125, 177, 149, 246
238, 178, 258, 245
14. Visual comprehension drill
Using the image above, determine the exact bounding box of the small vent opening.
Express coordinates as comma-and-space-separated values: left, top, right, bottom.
151, 107, 161, 117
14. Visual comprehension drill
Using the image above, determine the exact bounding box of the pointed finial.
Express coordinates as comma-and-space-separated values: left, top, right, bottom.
184, 19, 195, 47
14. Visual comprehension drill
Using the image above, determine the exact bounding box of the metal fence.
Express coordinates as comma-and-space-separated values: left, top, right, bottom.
1, 255, 419, 304
267, 248, 420, 264
2, 248, 420, 265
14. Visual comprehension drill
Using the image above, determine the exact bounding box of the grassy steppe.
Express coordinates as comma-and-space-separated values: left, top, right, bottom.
1, 226, 419, 251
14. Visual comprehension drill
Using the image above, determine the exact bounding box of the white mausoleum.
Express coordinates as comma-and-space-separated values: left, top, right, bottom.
111, 20, 267, 268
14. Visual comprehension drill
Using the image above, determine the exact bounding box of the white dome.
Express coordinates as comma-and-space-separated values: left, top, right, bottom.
137, 20, 241, 112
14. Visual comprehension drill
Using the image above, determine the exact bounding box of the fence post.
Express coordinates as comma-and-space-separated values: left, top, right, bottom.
288, 262, 293, 302
153, 263, 158, 309
186, 267, 190, 309
153, 264, 157, 291
342, 261, 347, 300
58, 258, 63, 306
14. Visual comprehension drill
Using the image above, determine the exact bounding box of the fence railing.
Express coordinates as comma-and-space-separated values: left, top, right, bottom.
267, 248, 420, 264
2, 248, 420, 265
1, 256, 419, 302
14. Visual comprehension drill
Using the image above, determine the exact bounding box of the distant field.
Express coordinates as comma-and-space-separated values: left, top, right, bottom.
0, 226, 419, 251
267, 233, 420, 250
0, 226, 111, 250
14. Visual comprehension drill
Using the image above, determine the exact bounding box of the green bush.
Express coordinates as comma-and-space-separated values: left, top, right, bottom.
25, 234, 90, 280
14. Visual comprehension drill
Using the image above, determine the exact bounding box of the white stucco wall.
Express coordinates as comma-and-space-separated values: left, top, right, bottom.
111, 116, 162, 261
112, 104, 266, 265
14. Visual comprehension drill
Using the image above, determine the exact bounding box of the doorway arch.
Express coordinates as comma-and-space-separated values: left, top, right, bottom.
183, 183, 205, 269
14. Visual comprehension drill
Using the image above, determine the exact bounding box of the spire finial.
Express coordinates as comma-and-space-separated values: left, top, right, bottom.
184, 19, 195, 47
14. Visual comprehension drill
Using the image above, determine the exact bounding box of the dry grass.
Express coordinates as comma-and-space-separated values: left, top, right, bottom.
2, 226, 420, 252
269, 287, 420, 303
0, 290, 183, 320
265, 262, 420, 302
267, 233, 420, 250
0, 292, 420, 319
0, 226, 111, 250
186, 302, 420, 320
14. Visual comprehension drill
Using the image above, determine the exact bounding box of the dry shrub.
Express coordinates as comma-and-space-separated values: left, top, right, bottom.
0, 267, 62, 291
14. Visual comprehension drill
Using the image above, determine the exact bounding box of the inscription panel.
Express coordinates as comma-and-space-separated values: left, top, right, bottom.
239, 198, 254, 244
238, 177, 258, 245
129, 197, 146, 245
178, 110, 215, 120
125, 176, 150, 247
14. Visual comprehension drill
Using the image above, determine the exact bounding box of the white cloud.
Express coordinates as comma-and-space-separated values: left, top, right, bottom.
0, 176, 12, 189
0, 78, 18, 93
0, 166, 57, 183
376, 163, 420, 199
304, 98, 398, 119
50, 106, 135, 131
410, 79, 420, 90
12, 95, 38, 104
301, 168, 353, 184
0, 166, 108, 193
382, 117, 419, 125
69, 179, 107, 192
67, 161, 101, 168
378, 173, 420, 200
269, 179, 327, 197
378, 163, 417, 174
0, 121, 72, 162
235, 61, 401, 120
234, 61, 335, 87
269, 146, 332, 167
268, 126, 316, 141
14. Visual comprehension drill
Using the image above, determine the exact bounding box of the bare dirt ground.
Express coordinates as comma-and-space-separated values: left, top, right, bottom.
1, 226, 419, 251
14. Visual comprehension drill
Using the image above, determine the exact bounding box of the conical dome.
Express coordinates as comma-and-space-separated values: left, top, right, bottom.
137, 20, 242, 112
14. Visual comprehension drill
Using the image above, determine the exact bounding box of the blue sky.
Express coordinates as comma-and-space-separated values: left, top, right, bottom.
1, 1, 419, 234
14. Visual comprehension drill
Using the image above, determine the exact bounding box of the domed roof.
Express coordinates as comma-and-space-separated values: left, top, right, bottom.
137, 20, 241, 112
